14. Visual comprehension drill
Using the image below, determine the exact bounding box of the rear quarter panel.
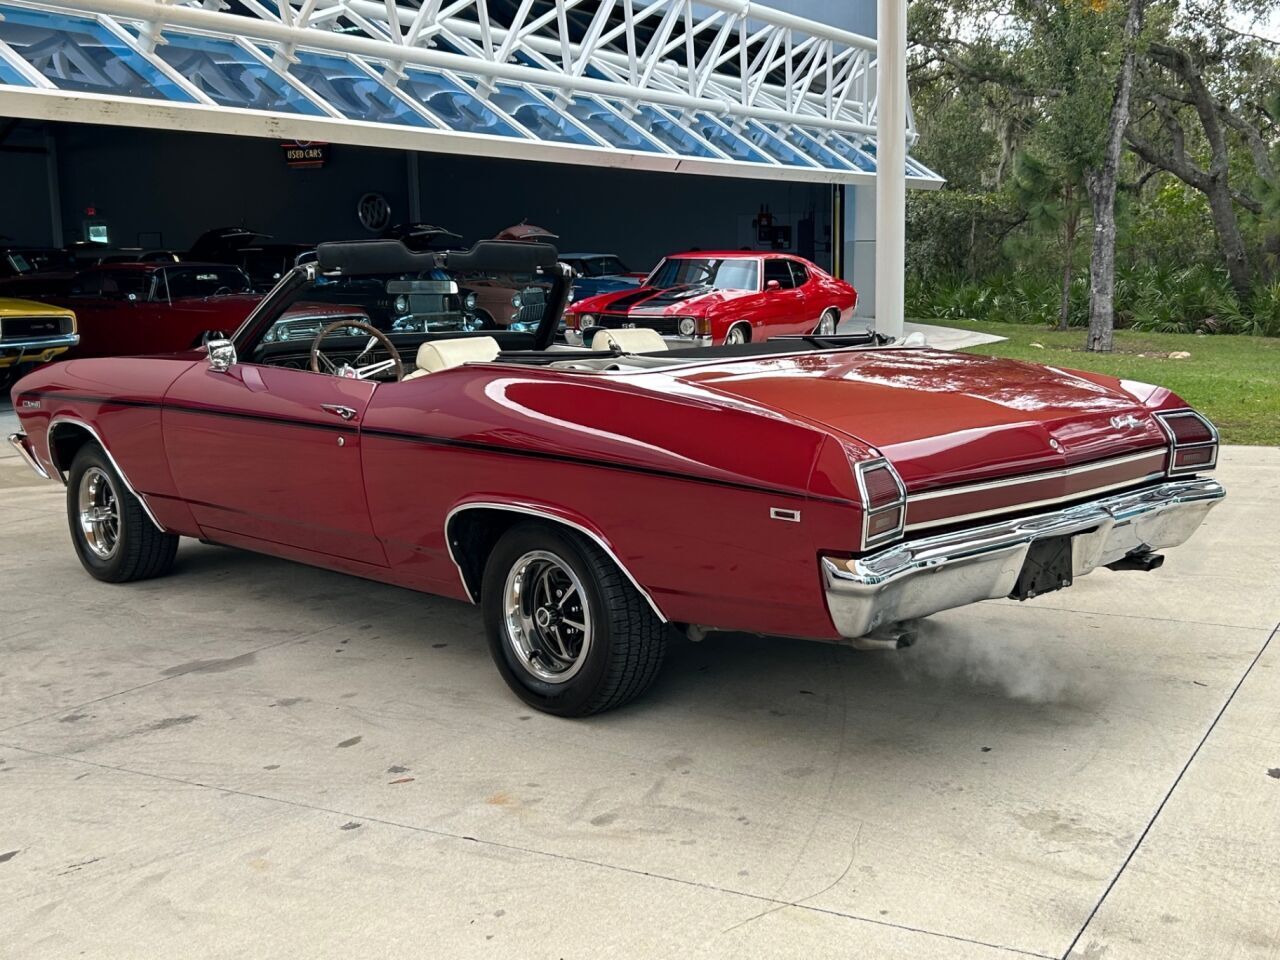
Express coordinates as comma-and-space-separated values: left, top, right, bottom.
361, 365, 858, 638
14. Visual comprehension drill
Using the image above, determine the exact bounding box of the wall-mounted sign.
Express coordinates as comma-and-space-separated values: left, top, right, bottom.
282, 141, 329, 169
357, 192, 392, 233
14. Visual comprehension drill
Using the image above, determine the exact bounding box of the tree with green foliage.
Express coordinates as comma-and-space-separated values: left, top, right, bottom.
1125, 4, 1279, 299
1007, 151, 1088, 328
907, 0, 1280, 341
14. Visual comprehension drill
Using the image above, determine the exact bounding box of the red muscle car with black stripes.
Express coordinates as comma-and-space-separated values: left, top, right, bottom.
564, 250, 857, 346
8, 240, 1224, 717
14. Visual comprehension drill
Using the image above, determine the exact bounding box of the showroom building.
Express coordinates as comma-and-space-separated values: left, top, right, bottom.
0, 0, 940, 318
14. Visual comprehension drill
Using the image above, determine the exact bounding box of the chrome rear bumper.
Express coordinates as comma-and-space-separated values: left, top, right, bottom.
822, 478, 1225, 639
7, 432, 51, 480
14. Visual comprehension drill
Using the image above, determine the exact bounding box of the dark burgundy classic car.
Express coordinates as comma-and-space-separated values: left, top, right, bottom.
50, 262, 260, 358
9, 240, 1224, 717
565, 250, 858, 346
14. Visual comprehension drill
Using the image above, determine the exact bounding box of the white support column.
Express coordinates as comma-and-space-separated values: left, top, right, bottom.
874, 0, 906, 340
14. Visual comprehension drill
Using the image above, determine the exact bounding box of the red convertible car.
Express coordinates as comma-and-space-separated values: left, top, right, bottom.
8, 240, 1224, 717
564, 250, 857, 346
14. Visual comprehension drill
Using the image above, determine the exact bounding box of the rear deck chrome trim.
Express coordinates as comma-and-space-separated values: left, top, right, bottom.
907, 448, 1167, 503
904, 449, 1169, 532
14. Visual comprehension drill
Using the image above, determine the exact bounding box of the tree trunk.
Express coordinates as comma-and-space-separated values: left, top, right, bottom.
1059, 189, 1077, 331
1085, 0, 1146, 353
1205, 175, 1254, 300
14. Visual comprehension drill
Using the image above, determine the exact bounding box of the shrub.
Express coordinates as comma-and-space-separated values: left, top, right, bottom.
910, 266, 1279, 336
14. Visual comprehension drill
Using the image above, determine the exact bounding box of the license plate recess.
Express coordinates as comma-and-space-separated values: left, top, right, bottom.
1010, 535, 1074, 601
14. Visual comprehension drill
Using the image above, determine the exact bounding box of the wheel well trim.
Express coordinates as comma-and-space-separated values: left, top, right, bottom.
444, 501, 668, 623
46, 416, 168, 533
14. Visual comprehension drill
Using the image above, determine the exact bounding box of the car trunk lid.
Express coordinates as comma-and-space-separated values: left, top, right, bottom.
677, 349, 1170, 495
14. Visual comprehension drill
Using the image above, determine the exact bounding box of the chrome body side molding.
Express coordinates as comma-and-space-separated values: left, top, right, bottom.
445, 501, 668, 623
7, 432, 52, 480
823, 478, 1225, 639
45, 416, 168, 533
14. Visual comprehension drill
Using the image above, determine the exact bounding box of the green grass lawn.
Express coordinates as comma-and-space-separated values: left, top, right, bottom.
922, 319, 1280, 445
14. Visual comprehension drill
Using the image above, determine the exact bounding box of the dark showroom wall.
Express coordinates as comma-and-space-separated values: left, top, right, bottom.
0, 130, 57, 247
3, 123, 833, 272
46, 125, 413, 251
410, 153, 833, 272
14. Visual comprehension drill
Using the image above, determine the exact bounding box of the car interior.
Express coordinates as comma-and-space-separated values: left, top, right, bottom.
236, 240, 886, 381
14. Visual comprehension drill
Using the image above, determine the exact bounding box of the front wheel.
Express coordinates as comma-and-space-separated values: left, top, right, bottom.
481, 522, 667, 716
723, 322, 750, 346
66, 443, 178, 583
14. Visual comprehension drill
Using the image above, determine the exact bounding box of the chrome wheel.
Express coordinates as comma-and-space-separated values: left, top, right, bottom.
725, 324, 748, 345
78, 466, 121, 560
502, 550, 593, 684
817, 310, 838, 336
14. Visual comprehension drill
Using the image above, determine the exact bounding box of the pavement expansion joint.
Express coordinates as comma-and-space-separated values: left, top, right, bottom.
1059, 620, 1279, 960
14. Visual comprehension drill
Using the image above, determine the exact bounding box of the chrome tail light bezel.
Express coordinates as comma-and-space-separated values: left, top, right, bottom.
854, 457, 908, 551
1155, 409, 1219, 476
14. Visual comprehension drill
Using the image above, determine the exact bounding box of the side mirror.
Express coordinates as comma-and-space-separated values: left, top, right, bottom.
206, 339, 237, 373
765, 279, 781, 291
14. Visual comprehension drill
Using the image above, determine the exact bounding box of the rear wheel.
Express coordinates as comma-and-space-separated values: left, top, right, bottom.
814, 309, 839, 336
724, 322, 751, 346
481, 522, 667, 716
66, 443, 178, 583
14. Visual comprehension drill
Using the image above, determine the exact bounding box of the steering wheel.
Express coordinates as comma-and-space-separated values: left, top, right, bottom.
309, 319, 405, 382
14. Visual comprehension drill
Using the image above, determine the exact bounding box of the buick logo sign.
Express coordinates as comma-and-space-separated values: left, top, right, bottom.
357, 192, 392, 233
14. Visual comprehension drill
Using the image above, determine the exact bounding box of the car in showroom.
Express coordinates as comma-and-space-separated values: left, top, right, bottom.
564, 250, 858, 346
561, 252, 644, 303
0, 296, 78, 388
460, 224, 557, 331
8, 239, 1225, 717
46, 261, 260, 358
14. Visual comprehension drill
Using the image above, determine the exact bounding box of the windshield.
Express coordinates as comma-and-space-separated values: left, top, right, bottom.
257, 272, 473, 345
569, 256, 628, 277
166, 266, 253, 299
648, 257, 759, 292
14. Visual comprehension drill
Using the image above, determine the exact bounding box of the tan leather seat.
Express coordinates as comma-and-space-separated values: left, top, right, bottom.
403, 336, 501, 380
589, 328, 668, 353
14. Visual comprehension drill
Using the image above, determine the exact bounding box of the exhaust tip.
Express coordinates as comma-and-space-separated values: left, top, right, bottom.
1106, 551, 1165, 572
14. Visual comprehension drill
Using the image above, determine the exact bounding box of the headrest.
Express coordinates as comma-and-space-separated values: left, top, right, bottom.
590, 328, 669, 353
415, 336, 501, 374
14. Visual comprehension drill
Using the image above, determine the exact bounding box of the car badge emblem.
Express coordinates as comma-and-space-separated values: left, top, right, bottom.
1110, 414, 1142, 430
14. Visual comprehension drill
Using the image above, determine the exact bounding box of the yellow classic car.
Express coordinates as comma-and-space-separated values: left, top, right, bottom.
0, 297, 79, 385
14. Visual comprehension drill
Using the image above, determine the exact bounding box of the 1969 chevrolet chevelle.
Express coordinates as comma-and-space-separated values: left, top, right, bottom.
8, 240, 1225, 716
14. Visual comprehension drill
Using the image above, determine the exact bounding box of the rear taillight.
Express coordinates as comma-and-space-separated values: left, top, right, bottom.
1156, 410, 1218, 475
854, 458, 907, 550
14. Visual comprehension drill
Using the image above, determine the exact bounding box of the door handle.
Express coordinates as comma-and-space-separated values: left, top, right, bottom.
321, 404, 358, 421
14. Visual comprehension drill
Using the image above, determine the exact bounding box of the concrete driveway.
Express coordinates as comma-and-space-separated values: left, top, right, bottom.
1, 440, 1276, 960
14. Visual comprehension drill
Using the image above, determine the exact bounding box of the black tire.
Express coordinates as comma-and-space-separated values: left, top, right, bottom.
66, 442, 178, 583
481, 522, 667, 717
